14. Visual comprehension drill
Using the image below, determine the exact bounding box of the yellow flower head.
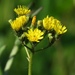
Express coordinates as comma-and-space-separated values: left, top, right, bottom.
14, 5, 31, 16
54, 23, 67, 34
25, 28, 44, 42
9, 15, 29, 31
43, 16, 54, 30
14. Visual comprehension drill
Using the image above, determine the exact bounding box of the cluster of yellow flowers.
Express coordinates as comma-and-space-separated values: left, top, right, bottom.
9, 5, 67, 43
43, 16, 67, 34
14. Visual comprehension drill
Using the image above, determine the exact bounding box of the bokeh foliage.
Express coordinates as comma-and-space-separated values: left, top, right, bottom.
0, 0, 75, 75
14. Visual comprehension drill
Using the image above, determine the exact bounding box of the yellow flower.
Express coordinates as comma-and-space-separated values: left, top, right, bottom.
51, 18, 67, 34
9, 15, 29, 31
25, 28, 44, 42
43, 16, 54, 30
54, 24, 67, 34
14, 5, 31, 16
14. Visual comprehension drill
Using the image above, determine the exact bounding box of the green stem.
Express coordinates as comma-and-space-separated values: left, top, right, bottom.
28, 52, 33, 75
24, 47, 33, 75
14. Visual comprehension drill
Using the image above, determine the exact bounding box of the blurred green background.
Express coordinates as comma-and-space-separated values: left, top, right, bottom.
0, 0, 75, 75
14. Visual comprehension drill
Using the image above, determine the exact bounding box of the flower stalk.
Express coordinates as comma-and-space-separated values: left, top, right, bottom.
28, 51, 33, 75
24, 47, 33, 75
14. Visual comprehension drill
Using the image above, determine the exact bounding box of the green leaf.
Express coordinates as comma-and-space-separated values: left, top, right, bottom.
0, 45, 6, 56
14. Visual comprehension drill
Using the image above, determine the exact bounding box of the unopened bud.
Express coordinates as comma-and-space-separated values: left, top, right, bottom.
31, 16, 36, 26
37, 20, 42, 26
48, 33, 53, 41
